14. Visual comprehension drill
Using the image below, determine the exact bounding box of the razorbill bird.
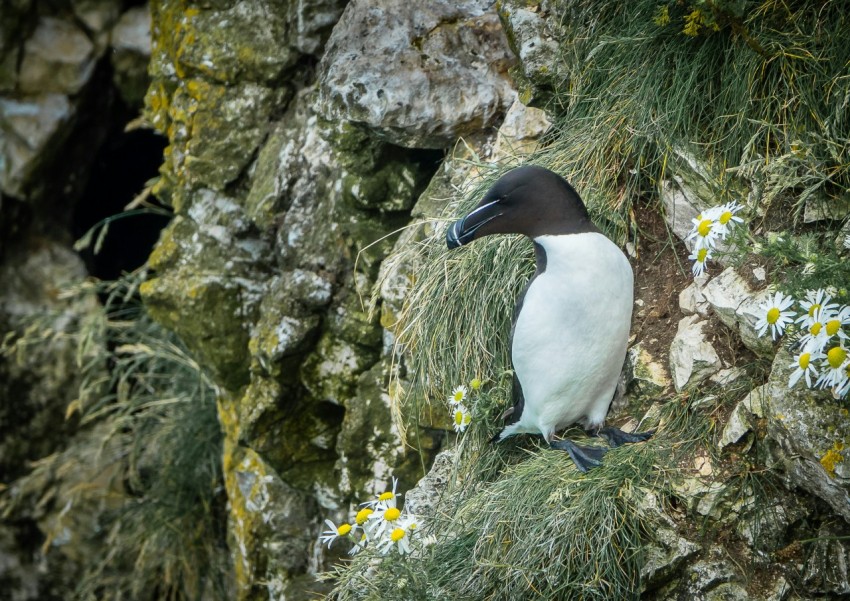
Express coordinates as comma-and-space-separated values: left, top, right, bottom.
446, 165, 652, 472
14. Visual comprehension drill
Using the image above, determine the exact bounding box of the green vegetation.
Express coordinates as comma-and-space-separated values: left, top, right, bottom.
341, 0, 850, 598
328, 388, 721, 600
1, 275, 231, 601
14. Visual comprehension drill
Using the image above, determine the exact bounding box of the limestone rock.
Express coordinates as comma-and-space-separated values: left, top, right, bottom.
719, 385, 767, 450
497, 0, 560, 104
709, 367, 746, 387
661, 176, 702, 249
165, 1, 297, 84
286, 0, 348, 56
641, 525, 701, 591
492, 97, 552, 157
403, 448, 456, 519
110, 6, 152, 106
300, 334, 377, 406
0, 94, 74, 198
802, 520, 850, 595
334, 362, 406, 502
18, 18, 97, 95
679, 274, 710, 317
72, 0, 123, 49
735, 488, 809, 555
705, 583, 750, 600
701, 266, 774, 357
687, 552, 741, 594
626, 342, 672, 399
164, 80, 278, 193
669, 315, 722, 392
317, 0, 516, 148
803, 193, 850, 223
764, 347, 850, 523
140, 191, 271, 391
221, 445, 318, 594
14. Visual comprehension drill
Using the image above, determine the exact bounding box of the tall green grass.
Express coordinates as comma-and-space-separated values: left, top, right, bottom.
1, 275, 232, 601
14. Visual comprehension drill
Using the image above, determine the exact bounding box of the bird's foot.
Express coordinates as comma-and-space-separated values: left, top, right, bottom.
597, 426, 655, 448
549, 439, 607, 473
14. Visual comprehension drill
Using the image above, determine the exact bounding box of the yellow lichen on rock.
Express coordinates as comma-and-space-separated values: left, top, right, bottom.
820, 442, 845, 478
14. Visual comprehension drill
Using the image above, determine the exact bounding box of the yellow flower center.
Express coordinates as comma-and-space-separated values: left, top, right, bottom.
470, 378, 482, 390
826, 319, 841, 337
810, 322, 822, 336
808, 303, 821, 317
719, 211, 733, 225
827, 346, 847, 369
697, 248, 708, 262
697, 219, 712, 237
453, 390, 464, 402
798, 353, 810, 369
378, 491, 394, 502
337, 523, 352, 536
454, 410, 464, 426
390, 528, 406, 542
384, 507, 401, 522
766, 307, 780, 325
355, 508, 373, 525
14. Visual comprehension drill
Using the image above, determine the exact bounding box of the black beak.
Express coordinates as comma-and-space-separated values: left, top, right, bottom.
445, 200, 501, 249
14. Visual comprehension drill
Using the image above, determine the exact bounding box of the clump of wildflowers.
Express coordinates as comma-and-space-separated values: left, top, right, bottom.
756, 288, 850, 399
755, 292, 796, 340
447, 377, 484, 434
685, 201, 745, 276
319, 477, 423, 556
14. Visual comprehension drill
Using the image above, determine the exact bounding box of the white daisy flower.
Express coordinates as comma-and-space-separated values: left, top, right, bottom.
354, 506, 374, 527
352, 506, 374, 537
320, 519, 353, 549
362, 477, 401, 510
795, 289, 839, 328
688, 246, 712, 277
798, 313, 832, 354
366, 504, 405, 540
448, 385, 468, 406
815, 346, 849, 390
378, 519, 420, 555
452, 403, 472, 433
788, 349, 824, 388
711, 201, 744, 238
755, 292, 797, 340
686, 213, 719, 250
822, 306, 850, 342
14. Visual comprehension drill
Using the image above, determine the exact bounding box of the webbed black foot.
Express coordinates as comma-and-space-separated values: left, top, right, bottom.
550, 439, 608, 473
597, 426, 655, 448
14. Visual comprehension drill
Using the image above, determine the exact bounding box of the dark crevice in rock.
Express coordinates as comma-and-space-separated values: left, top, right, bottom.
72, 109, 168, 281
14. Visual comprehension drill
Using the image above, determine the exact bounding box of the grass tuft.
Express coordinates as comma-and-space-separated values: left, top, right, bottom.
1, 273, 232, 601
327, 398, 713, 601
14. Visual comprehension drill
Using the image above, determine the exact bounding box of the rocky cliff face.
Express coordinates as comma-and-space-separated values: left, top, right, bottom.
1, 1, 849, 600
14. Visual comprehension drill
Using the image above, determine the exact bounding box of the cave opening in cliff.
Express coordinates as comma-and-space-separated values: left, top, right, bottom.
72, 109, 169, 283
